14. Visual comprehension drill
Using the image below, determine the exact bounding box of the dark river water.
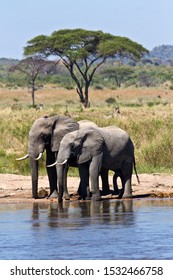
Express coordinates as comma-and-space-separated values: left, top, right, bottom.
0, 199, 173, 260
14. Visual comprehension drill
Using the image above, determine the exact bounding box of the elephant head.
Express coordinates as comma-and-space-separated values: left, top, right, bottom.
57, 128, 104, 164
17, 115, 79, 198
56, 128, 104, 202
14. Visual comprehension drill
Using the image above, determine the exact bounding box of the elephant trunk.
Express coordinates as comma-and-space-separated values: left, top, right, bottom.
28, 137, 45, 198
29, 157, 39, 198
57, 164, 65, 202
56, 145, 71, 202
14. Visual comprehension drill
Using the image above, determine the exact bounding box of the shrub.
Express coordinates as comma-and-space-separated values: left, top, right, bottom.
105, 97, 116, 104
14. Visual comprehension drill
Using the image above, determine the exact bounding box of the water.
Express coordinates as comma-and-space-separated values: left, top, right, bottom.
0, 199, 173, 260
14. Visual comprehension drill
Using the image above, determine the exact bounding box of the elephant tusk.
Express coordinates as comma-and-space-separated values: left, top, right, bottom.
35, 152, 43, 161
57, 159, 68, 165
47, 161, 57, 168
47, 159, 68, 167
16, 154, 29, 161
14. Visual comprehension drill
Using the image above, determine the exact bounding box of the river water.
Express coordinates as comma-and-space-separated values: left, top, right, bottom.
0, 199, 173, 260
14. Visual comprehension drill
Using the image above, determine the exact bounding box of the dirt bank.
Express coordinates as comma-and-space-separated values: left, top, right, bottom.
0, 173, 173, 204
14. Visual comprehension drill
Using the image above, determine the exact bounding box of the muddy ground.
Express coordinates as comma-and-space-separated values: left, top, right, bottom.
1, 173, 173, 204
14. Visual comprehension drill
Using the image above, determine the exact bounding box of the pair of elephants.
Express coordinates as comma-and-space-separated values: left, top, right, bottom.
17, 115, 139, 201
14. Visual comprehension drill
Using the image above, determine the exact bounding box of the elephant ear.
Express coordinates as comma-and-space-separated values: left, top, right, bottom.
77, 129, 104, 164
51, 115, 79, 152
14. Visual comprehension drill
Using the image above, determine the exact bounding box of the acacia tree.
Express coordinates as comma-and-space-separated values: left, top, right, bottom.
100, 65, 135, 88
24, 29, 148, 107
12, 56, 57, 106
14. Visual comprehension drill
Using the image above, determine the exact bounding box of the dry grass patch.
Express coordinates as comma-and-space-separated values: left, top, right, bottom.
1, 86, 173, 175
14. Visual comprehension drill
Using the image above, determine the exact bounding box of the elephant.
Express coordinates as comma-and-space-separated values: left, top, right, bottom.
17, 115, 79, 198
56, 126, 139, 202
49, 120, 117, 197
77, 119, 98, 128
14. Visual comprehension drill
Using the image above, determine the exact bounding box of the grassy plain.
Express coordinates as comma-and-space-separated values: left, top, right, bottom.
1, 85, 173, 175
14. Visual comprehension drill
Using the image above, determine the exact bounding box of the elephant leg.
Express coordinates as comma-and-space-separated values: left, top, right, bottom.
100, 169, 111, 195
123, 176, 132, 198
89, 154, 102, 201
118, 161, 133, 198
77, 180, 89, 197
78, 164, 90, 200
119, 176, 132, 198
63, 163, 70, 200
77, 180, 82, 196
46, 150, 58, 198
113, 172, 119, 195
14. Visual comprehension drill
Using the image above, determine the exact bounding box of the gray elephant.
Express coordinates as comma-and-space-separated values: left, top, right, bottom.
77, 119, 98, 128
56, 126, 139, 202
17, 115, 79, 198
48, 119, 113, 197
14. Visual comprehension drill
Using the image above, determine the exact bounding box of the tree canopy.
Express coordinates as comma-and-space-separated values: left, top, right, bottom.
100, 65, 135, 88
24, 28, 148, 107
11, 56, 57, 106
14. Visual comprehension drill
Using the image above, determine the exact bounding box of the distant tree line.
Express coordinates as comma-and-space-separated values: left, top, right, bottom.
0, 35, 173, 107
1, 59, 173, 89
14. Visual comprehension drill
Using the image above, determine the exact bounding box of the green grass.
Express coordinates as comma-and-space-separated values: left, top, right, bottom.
1, 87, 173, 175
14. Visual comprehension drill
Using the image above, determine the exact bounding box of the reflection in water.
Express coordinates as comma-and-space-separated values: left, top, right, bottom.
0, 199, 173, 260
31, 199, 134, 228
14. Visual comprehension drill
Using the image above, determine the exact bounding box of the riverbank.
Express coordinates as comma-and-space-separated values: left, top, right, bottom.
0, 173, 173, 203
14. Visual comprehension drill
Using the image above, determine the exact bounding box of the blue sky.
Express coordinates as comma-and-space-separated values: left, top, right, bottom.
1, 0, 173, 59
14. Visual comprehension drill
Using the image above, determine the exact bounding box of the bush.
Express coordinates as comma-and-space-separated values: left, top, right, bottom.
105, 97, 116, 104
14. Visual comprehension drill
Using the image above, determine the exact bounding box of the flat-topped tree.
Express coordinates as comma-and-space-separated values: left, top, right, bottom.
24, 29, 148, 108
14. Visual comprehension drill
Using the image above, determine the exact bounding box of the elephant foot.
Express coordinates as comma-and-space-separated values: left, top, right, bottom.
58, 197, 63, 203
100, 189, 112, 196
47, 190, 58, 199
123, 194, 133, 198
119, 193, 133, 199
112, 190, 119, 195
113, 187, 120, 195
82, 196, 91, 201
33, 196, 39, 199
91, 193, 101, 201
91, 197, 101, 201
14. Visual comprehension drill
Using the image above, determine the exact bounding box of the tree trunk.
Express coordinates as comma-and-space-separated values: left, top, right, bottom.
31, 85, 35, 107
76, 85, 90, 108
84, 85, 90, 108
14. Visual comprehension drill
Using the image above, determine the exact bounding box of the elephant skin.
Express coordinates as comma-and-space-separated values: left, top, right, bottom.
56, 126, 139, 202
18, 115, 79, 198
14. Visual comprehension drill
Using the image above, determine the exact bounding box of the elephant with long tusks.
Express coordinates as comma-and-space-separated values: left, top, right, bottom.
16, 116, 101, 199
16, 115, 79, 199
54, 126, 140, 202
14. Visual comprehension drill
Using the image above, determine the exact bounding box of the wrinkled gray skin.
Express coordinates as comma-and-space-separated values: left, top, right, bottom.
22, 115, 79, 198
76, 120, 108, 196
72, 120, 111, 196
18, 117, 100, 199
57, 126, 139, 202
78, 120, 98, 128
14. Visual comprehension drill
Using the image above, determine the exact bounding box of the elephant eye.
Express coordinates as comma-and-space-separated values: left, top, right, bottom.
69, 142, 74, 148
42, 134, 50, 144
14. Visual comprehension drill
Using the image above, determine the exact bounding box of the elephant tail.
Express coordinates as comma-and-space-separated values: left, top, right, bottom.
133, 157, 140, 184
